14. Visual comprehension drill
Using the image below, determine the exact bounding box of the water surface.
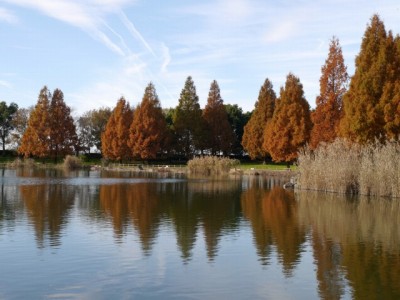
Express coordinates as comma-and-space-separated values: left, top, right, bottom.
0, 168, 399, 299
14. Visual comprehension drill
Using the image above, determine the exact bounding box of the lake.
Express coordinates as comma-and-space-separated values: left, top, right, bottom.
0, 168, 399, 299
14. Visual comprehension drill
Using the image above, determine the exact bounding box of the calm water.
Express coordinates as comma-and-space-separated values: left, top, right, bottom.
0, 168, 399, 300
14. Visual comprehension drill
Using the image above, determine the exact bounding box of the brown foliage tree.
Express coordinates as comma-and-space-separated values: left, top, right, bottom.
242, 78, 276, 159
19, 86, 52, 158
48, 89, 78, 161
101, 97, 133, 161
264, 73, 312, 163
340, 15, 399, 143
129, 83, 167, 159
311, 37, 349, 149
202, 80, 234, 155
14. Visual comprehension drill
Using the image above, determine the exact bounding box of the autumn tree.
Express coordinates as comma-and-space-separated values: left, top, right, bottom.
202, 80, 234, 155
48, 89, 78, 161
340, 15, 398, 143
101, 97, 133, 161
224, 104, 251, 155
381, 81, 400, 140
19, 86, 51, 158
264, 73, 312, 164
129, 83, 167, 159
0, 101, 18, 154
173, 76, 205, 158
310, 37, 349, 149
242, 78, 276, 160
380, 33, 400, 140
77, 107, 111, 153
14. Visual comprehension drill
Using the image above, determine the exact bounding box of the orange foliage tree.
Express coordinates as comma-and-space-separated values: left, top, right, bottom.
19, 86, 51, 158
101, 97, 133, 161
264, 73, 312, 164
242, 78, 276, 160
340, 15, 399, 143
202, 80, 234, 155
310, 37, 349, 149
19, 86, 77, 160
129, 83, 168, 159
48, 89, 78, 161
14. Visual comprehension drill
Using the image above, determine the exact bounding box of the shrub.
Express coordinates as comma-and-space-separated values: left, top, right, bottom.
7, 158, 36, 168
187, 156, 240, 175
297, 139, 400, 197
63, 155, 82, 170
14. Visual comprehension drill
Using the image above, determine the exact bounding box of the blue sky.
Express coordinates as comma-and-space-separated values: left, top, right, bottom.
1, 0, 399, 116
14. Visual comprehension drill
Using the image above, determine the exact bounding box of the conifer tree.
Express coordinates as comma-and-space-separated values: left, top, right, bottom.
48, 89, 78, 161
173, 76, 204, 158
19, 86, 51, 158
242, 78, 276, 159
310, 37, 349, 149
202, 80, 234, 155
380, 33, 400, 140
340, 14, 395, 143
264, 73, 312, 164
101, 97, 133, 161
129, 83, 167, 159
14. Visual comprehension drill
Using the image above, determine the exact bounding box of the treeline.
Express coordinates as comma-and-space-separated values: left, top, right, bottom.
1, 14, 399, 162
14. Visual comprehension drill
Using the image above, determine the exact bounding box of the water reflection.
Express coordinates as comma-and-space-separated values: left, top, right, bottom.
297, 191, 400, 299
98, 178, 242, 261
20, 184, 75, 248
242, 185, 306, 276
1, 169, 400, 299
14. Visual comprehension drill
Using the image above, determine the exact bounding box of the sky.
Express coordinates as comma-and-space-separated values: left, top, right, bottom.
1, 0, 400, 116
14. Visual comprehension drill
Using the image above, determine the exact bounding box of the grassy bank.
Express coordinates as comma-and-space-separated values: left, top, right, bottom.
297, 139, 400, 198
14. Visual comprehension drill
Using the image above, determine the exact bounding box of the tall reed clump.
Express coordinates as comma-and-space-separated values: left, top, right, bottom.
297, 139, 400, 197
63, 155, 82, 170
7, 158, 36, 168
187, 156, 240, 175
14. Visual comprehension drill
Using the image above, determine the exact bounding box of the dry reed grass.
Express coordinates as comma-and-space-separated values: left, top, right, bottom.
63, 155, 82, 170
297, 139, 400, 197
187, 156, 240, 175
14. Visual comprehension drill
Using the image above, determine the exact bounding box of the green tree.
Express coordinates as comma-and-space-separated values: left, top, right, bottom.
173, 76, 205, 158
340, 14, 396, 143
311, 37, 349, 149
101, 97, 133, 161
0, 101, 18, 154
242, 78, 276, 160
129, 83, 167, 159
202, 80, 234, 155
77, 107, 111, 153
264, 73, 312, 164
10, 107, 31, 149
19, 86, 51, 158
224, 104, 251, 156
48, 89, 78, 161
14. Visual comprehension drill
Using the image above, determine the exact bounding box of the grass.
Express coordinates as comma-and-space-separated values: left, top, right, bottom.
297, 138, 400, 198
239, 162, 297, 171
188, 156, 240, 175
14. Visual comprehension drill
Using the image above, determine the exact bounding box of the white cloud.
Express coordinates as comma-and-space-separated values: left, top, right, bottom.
0, 80, 12, 88
4, 0, 132, 56
0, 7, 18, 24
160, 43, 171, 73
118, 10, 156, 57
